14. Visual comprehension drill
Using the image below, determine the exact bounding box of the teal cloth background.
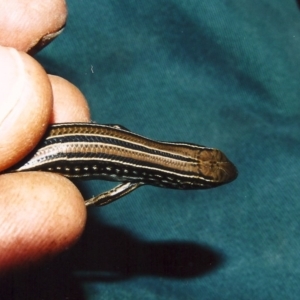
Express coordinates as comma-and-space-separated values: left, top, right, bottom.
2, 0, 300, 299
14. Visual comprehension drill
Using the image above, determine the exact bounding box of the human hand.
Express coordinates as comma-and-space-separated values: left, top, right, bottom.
0, 0, 89, 272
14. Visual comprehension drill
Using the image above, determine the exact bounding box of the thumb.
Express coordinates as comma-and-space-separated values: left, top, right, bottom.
0, 46, 87, 273
0, 46, 52, 171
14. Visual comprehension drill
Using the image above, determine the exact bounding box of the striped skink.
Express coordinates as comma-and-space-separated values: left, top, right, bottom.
7, 123, 238, 206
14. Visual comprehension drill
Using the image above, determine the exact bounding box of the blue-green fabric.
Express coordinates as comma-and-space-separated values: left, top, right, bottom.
4, 1, 300, 299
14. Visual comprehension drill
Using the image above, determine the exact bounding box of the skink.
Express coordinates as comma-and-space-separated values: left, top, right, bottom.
7, 123, 238, 206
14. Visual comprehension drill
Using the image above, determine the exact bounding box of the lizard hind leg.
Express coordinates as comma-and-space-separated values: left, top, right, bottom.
85, 181, 143, 206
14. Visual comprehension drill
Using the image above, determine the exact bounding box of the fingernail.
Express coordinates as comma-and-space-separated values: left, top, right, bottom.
0, 46, 25, 125
28, 27, 65, 55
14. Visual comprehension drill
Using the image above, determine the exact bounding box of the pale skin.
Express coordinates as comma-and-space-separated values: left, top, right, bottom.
0, 0, 90, 272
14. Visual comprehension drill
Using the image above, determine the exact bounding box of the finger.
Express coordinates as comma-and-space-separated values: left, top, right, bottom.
0, 172, 86, 273
48, 75, 91, 123
0, 46, 52, 171
0, 50, 88, 273
0, 0, 67, 54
